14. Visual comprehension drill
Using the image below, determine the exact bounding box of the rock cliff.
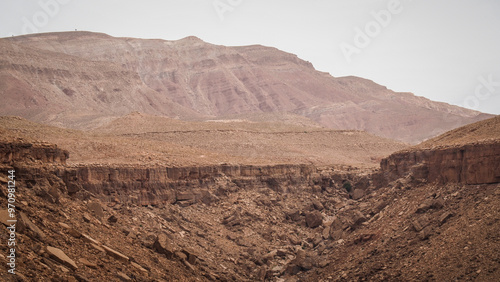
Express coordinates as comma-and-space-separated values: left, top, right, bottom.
380, 142, 500, 185
378, 116, 500, 185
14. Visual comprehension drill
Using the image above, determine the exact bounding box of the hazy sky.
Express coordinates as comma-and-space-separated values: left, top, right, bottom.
1, 0, 499, 114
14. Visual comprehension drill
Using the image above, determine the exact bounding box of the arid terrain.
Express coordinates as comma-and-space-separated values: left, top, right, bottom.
0, 32, 499, 282
0, 32, 493, 143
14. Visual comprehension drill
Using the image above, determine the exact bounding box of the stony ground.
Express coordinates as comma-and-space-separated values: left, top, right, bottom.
1, 157, 499, 281
0, 116, 499, 281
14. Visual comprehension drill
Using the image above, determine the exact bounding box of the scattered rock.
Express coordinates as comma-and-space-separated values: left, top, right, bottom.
131, 261, 148, 274
286, 210, 302, 222
418, 226, 433, 240
46, 246, 78, 270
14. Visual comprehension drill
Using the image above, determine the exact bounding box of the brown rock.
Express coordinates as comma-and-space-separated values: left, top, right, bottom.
102, 245, 129, 262
439, 212, 454, 226
175, 251, 188, 261
322, 227, 330, 240
90, 243, 105, 253
116, 271, 132, 281
286, 210, 302, 222
131, 261, 148, 274
87, 201, 104, 220
312, 199, 324, 211
79, 258, 97, 269
19, 212, 46, 241
107, 215, 118, 223
412, 215, 430, 232
182, 249, 198, 265
81, 234, 100, 245
305, 211, 323, 228
351, 189, 365, 200
153, 233, 175, 259
46, 246, 78, 270
418, 226, 433, 240
0, 209, 12, 226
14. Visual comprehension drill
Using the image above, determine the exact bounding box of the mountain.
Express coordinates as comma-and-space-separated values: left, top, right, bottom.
1, 31, 493, 142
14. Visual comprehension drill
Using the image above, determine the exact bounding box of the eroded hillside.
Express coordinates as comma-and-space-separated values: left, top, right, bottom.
2, 31, 493, 143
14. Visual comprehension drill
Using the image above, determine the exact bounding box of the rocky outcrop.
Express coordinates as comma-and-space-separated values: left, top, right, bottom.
0, 142, 68, 165
379, 141, 500, 185
60, 164, 324, 206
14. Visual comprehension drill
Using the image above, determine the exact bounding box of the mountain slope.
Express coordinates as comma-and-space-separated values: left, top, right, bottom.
3, 31, 494, 142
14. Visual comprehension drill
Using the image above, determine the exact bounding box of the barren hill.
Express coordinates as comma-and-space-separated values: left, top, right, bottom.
2, 31, 493, 143
416, 115, 500, 149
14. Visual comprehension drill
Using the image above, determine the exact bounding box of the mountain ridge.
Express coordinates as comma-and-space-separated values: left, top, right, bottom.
1, 31, 493, 143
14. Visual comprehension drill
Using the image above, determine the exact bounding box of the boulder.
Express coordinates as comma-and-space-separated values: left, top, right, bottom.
311, 199, 324, 211
351, 189, 365, 200
305, 211, 323, 228
153, 233, 175, 259
412, 215, 430, 232
87, 201, 104, 220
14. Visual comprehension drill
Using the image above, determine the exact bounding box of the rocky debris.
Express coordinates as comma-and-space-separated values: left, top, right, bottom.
46, 246, 78, 270
285, 250, 316, 275
415, 197, 444, 213
311, 199, 324, 211
107, 215, 118, 223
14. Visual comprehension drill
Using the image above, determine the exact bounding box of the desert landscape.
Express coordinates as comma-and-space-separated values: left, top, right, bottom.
0, 32, 499, 282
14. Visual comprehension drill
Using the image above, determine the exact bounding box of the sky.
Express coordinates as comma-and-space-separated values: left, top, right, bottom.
1, 0, 499, 114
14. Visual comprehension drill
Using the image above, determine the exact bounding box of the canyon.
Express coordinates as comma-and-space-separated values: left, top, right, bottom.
0, 115, 498, 281
0, 31, 498, 281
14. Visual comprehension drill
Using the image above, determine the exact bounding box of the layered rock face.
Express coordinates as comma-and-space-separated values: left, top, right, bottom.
60, 164, 356, 206
3, 31, 493, 143
380, 142, 500, 185
0, 141, 68, 165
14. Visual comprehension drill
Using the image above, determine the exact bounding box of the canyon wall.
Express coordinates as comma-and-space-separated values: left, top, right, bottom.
59, 164, 348, 206
380, 142, 500, 185
0, 142, 68, 165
